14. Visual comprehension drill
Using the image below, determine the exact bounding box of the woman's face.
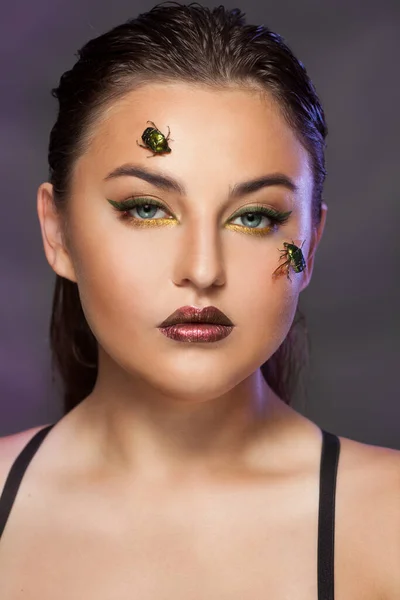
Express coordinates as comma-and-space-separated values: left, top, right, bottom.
39, 83, 326, 402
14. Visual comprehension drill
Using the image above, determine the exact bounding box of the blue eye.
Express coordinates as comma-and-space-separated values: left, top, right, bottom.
107, 197, 174, 225
230, 208, 286, 229
107, 197, 292, 235
130, 202, 168, 220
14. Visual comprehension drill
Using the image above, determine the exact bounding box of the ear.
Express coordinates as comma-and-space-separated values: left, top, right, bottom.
36, 182, 77, 282
299, 201, 328, 292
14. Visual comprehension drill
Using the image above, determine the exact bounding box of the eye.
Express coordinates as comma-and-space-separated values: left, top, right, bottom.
126, 200, 169, 220
227, 204, 292, 235
107, 197, 292, 235
107, 197, 175, 225
230, 210, 274, 229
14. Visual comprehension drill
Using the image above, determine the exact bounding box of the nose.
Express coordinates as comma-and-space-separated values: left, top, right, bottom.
172, 219, 226, 290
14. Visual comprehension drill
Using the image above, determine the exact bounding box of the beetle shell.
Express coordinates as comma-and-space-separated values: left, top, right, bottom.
141, 125, 171, 154
283, 242, 306, 273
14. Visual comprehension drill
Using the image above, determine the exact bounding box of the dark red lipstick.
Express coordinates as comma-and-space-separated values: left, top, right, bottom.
158, 305, 234, 343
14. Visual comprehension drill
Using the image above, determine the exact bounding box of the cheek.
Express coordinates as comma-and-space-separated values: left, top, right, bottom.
68, 204, 303, 384
69, 219, 166, 344
230, 246, 300, 359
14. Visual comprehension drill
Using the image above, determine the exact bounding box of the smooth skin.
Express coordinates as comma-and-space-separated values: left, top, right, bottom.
0, 83, 398, 599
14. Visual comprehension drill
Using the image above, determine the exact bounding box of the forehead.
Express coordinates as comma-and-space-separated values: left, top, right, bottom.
78, 83, 312, 196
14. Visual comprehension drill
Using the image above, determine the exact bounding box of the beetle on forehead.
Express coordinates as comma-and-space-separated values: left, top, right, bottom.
272, 240, 307, 282
137, 120, 173, 156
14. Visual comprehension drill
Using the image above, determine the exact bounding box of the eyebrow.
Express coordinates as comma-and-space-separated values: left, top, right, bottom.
103, 163, 299, 196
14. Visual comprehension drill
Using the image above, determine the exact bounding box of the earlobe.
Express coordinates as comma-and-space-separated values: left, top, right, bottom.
36, 182, 77, 282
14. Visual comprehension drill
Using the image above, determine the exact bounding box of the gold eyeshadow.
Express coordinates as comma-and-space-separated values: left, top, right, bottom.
106, 197, 292, 236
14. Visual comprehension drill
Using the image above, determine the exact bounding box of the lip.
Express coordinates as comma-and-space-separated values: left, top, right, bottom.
158, 305, 234, 327
158, 323, 233, 343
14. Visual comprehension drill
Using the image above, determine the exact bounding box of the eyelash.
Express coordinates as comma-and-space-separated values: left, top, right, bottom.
107, 197, 292, 236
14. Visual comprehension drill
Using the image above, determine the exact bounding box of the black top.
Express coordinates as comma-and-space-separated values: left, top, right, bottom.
0, 424, 340, 599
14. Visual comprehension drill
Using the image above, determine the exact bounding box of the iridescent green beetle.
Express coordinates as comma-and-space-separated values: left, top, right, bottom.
136, 120, 173, 156
273, 240, 306, 281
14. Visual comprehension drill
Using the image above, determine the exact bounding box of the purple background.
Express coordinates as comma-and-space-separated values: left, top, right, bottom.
1, 0, 399, 448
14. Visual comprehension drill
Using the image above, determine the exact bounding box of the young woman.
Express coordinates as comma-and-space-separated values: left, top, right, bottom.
0, 3, 398, 598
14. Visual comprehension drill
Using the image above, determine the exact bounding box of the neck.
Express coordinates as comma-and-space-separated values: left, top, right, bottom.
74, 353, 299, 485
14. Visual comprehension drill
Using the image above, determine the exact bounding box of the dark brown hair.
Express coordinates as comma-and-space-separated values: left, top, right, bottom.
47, 2, 328, 414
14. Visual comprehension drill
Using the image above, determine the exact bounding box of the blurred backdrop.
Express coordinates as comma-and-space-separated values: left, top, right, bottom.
0, 0, 399, 448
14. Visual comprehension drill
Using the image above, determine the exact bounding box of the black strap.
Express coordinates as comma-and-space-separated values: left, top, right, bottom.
318, 429, 341, 600
0, 422, 340, 600
0, 424, 55, 539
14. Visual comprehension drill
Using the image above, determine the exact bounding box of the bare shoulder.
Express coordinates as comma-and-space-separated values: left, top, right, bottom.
339, 432, 400, 477
0, 425, 52, 494
338, 433, 400, 494
338, 434, 400, 600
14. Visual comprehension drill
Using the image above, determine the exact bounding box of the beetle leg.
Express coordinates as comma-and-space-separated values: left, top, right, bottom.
147, 120, 158, 129
136, 140, 149, 149
283, 261, 292, 281
277, 250, 289, 263
272, 267, 287, 279
164, 127, 174, 143
272, 259, 291, 279
158, 127, 172, 146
